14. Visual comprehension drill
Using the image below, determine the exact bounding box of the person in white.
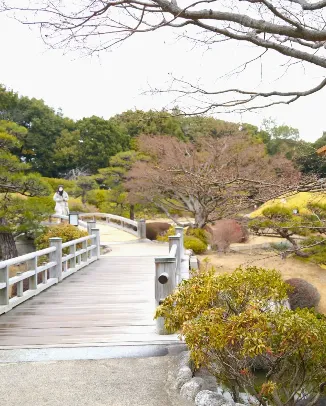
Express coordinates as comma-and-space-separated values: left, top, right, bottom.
53, 185, 69, 216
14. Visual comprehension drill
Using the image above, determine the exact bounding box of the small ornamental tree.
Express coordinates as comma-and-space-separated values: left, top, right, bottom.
249, 202, 326, 262
155, 268, 326, 405
127, 134, 301, 228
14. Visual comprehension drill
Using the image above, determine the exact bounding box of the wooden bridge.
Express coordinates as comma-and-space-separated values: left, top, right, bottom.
0, 214, 191, 350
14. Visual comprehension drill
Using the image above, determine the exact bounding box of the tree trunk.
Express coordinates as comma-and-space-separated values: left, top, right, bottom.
194, 210, 208, 229
129, 204, 135, 220
277, 229, 309, 258
0, 232, 18, 260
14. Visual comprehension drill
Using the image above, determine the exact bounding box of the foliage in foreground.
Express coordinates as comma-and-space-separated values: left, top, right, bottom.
155, 267, 289, 332
155, 268, 326, 406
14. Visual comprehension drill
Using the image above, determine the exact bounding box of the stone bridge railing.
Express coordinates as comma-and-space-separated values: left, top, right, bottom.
0, 223, 100, 315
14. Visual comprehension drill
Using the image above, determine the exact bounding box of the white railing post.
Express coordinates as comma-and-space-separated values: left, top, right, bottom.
70, 244, 76, 269
49, 237, 62, 282
169, 235, 181, 284
137, 219, 146, 239
155, 257, 176, 334
16, 272, 23, 297
28, 257, 38, 290
82, 240, 88, 263
175, 227, 185, 258
0, 265, 9, 306
91, 228, 101, 259
87, 220, 96, 235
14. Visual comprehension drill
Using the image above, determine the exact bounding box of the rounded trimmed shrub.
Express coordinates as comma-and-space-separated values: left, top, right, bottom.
35, 223, 88, 250
186, 228, 210, 245
285, 278, 321, 310
147, 222, 171, 240
184, 236, 207, 254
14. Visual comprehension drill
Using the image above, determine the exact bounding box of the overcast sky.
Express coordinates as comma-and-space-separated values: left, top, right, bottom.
0, 13, 325, 142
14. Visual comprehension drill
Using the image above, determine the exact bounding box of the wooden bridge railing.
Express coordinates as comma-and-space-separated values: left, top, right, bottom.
51, 213, 146, 239
0, 224, 100, 315
154, 226, 189, 334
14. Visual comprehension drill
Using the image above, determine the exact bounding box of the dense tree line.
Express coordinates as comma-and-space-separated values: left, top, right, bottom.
1, 84, 325, 259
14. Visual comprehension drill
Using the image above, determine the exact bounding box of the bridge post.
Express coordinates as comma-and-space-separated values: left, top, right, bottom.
169, 235, 181, 285
155, 257, 176, 334
137, 219, 146, 239
49, 237, 63, 282
0, 265, 9, 306
87, 220, 96, 235
175, 227, 185, 258
91, 228, 101, 259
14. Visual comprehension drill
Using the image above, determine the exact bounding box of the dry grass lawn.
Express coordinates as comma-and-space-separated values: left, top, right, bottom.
198, 250, 326, 314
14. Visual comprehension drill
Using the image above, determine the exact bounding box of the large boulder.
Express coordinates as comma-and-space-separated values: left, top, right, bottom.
195, 390, 231, 406
174, 366, 193, 390
180, 377, 207, 401
178, 351, 195, 371
194, 368, 217, 391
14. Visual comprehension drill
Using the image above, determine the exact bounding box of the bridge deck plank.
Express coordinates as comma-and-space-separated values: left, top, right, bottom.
0, 256, 179, 349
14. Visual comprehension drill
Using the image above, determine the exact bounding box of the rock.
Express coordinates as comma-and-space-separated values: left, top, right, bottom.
222, 391, 235, 405
239, 393, 260, 405
178, 351, 194, 371
194, 368, 217, 391
180, 377, 207, 401
195, 390, 230, 406
174, 366, 193, 390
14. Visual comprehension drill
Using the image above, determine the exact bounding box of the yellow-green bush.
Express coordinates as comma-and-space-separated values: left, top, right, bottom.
68, 197, 98, 213
155, 267, 326, 405
157, 226, 207, 254
184, 236, 207, 254
186, 227, 209, 245
86, 189, 109, 208
35, 223, 88, 250
156, 226, 175, 242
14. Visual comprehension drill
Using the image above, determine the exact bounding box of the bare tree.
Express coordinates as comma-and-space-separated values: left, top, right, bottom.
126, 134, 303, 227
1, 0, 326, 112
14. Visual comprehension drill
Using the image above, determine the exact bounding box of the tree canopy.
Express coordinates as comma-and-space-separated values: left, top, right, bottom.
126, 134, 302, 227
0, 120, 51, 259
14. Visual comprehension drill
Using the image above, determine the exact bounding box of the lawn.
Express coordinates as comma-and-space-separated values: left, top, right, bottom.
250, 192, 326, 217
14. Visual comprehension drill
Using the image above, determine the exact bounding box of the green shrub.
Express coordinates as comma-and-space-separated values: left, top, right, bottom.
86, 189, 108, 208
156, 225, 175, 241
186, 227, 209, 244
270, 241, 292, 251
184, 236, 207, 254
155, 267, 326, 405
286, 278, 321, 310
156, 266, 289, 332
68, 197, 98, 213
35, 223, 88, 251
156, 226, 207, 254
